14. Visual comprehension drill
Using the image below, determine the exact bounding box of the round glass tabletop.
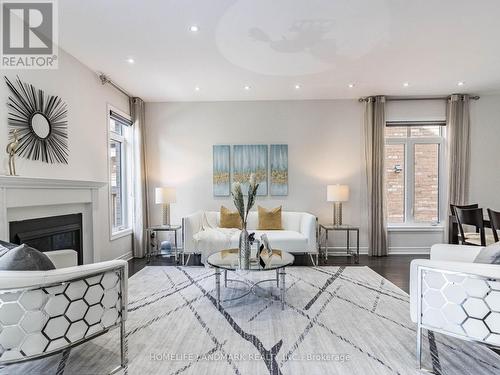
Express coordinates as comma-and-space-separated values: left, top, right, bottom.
207, 248, 294, 271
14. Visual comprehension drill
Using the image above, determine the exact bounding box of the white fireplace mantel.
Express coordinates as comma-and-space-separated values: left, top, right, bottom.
0, 176, 107, 263
0, 176, 106, 189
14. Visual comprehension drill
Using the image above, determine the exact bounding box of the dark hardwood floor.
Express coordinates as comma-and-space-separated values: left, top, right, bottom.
128, 253, 428, 293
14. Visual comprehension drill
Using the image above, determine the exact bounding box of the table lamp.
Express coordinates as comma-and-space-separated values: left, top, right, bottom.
155, 187, 176, 225
327, 184, 349, 226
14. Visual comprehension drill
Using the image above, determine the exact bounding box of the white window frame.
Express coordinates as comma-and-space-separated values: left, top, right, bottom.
107, 105, 133, 240
385, 126, 446, 227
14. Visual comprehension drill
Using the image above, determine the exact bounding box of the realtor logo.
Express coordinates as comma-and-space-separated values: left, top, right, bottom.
1, 0, 58, 69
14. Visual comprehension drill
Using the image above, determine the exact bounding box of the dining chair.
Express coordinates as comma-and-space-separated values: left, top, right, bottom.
487, 208, 500, 243
450, 203, 479, 216
455, 207, 495, 246
450, 203, 480, 242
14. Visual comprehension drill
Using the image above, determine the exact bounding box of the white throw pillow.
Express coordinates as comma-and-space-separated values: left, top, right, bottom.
474, 241, 500, 264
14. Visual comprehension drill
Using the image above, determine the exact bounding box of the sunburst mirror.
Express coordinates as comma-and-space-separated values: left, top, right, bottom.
5, 76, 69, 164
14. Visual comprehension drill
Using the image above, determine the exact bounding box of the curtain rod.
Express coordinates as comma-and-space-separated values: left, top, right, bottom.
358, 95, 480, 102
98, 73, 133, 98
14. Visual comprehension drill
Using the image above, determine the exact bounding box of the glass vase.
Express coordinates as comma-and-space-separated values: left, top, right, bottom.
239, 226, 250, 270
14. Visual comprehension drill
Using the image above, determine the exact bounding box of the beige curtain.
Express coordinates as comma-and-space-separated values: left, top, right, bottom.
364, 96, 388, 256
447, 94, 471, 209
130, 97, 150, 258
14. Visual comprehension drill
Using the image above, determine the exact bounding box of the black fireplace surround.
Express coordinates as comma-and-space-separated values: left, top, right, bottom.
9, 214, 83, 265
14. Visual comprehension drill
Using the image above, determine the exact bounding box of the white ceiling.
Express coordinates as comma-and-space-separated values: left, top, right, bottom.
60, 0, 500, 102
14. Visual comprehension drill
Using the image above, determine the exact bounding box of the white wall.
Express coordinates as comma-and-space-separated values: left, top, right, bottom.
470, 95, 500, 209
146, 100, 454, 254
0, 49, 132, 261
146, 99, 363, 225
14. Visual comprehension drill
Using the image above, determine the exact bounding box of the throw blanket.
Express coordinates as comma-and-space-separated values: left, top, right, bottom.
193, 228, 240, 264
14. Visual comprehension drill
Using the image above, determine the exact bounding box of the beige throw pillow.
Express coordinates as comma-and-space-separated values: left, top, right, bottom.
258, 206, 283, 230
220, 206, 242, 229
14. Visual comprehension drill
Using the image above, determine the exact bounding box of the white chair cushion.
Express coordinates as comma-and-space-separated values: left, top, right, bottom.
430, 243, 482, 263
254, 230, 308, 252
45, 249, 78, 268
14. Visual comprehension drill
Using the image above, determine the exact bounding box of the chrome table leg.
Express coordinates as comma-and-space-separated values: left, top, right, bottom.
280, 268, 286, 310
276, 269, 279, 287
215, 268, 221, 309
224, 269, 227, 287
416, 324, 422, 369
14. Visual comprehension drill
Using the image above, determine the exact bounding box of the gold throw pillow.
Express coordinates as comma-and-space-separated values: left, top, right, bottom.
258, 206, 283, 230
220, 206, 242, 229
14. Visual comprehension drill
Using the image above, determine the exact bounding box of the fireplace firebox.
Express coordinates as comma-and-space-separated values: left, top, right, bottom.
9, 214, 83, 265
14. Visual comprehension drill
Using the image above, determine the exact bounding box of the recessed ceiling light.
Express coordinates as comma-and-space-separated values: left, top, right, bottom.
294, 84, 301, 90
126, 58, 135, 64
244, 85, 251, 90
189, 25, 199, 32
457, 81, 465, 86
194, 86, 200, 91
403, 82, 409, 87
348, 83, 355, 88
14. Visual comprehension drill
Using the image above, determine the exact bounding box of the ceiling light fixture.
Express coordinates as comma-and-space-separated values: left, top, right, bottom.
403, 82, 409, 87
294, 84, 301, 90
244, 85, 251, 90
457, 81, 465, 86
195, 86, 200, 91
126, 58, 135, 64
348, 83, 355, 88
189, 25, 199, 32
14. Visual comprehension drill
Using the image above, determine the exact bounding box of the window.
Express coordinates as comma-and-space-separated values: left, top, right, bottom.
384, 125, 444, 225
108, 108, 133, 235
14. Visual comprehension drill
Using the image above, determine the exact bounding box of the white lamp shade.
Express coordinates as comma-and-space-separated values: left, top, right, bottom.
327, 185, 349, 202
155, 187, 176, 204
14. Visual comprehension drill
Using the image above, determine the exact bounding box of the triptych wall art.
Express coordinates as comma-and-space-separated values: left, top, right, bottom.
213, 144, 288, 197
270, 144, 288, 196
233, 145, 268, 196
213, 145, 231, 196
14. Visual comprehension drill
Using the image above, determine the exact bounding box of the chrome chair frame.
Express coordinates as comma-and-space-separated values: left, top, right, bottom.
416, 265, 500, 372
0, 266, 127, 374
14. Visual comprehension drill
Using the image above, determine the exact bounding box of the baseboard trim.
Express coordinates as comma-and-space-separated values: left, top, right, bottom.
115, 251, 134, 261
387, 247, 431, 255
323, 246, 430, 255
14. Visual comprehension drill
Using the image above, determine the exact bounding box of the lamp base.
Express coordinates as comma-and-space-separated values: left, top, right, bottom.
162, 204, 170, 226
333, 202, 343, 226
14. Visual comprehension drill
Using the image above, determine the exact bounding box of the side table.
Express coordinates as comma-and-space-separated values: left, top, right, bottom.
146, 225, 182, 263
319, 224, 359, 263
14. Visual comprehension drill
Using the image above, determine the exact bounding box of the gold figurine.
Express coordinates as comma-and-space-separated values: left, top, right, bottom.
6, 130, 19, 176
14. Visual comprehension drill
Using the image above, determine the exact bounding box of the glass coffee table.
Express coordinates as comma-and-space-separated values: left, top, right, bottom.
207, 249, 294, 310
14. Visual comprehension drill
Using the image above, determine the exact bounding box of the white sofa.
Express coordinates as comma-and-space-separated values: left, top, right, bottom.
183, 210, 318, 264
410, 243, 500, 370
0, 249, 128, 373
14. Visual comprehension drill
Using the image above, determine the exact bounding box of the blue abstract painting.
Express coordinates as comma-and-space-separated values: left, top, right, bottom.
233, 145, 268, 196
213, 145, 230, 196
270, 144, 288, 196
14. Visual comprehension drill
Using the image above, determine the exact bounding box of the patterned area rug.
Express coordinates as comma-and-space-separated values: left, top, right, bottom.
3, 266, 499, 375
